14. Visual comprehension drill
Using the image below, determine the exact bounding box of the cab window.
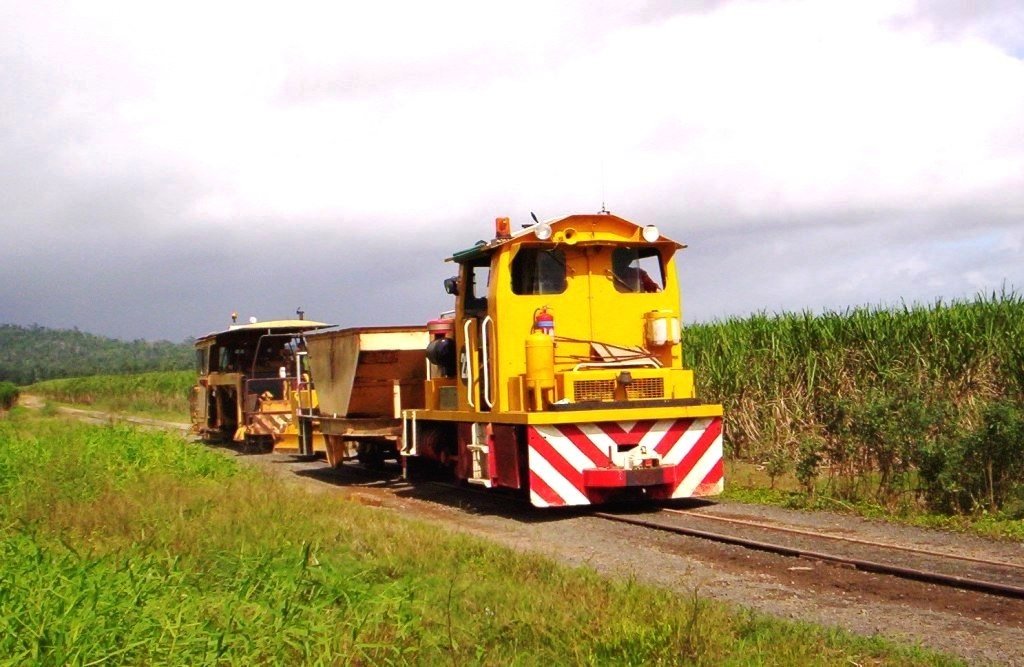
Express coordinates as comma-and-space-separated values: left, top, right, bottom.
463, 258, 490, 317
511, 248, 567, 295
611, 247, 664, 293
218, 346, 232, 371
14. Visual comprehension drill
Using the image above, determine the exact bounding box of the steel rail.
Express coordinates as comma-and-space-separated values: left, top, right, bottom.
662, 508, 1024, 572
593, 512, 1024, 600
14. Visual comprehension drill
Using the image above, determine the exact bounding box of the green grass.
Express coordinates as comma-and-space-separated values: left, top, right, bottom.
686, 290, 1024, 458
26, 370, 193, 420
0, 412, 956, 665
723, 461, 1024, 541
685, 290, 1024, 516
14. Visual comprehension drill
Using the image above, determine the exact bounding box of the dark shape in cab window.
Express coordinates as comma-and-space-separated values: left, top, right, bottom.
611, 247, 664, 293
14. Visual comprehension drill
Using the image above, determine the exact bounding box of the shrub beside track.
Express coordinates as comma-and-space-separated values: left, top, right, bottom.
0, 381, 18, 411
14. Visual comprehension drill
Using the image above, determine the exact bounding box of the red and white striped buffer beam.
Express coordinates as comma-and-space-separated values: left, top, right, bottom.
526, 417, 723, 507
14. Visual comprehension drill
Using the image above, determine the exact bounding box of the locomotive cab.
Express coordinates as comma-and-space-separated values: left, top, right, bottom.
426, 214, 699, 414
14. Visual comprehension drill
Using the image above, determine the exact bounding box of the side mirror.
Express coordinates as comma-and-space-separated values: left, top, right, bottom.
443, 276, 459, 295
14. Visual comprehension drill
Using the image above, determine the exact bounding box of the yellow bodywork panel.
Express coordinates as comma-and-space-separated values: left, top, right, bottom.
271, 384, 326, 453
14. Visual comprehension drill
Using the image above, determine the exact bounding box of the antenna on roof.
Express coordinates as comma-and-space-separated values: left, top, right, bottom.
599, 158, 609, 214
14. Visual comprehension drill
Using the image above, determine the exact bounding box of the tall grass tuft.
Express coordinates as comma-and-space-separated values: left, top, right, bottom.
27, 370, 194, 419
684, 290, 1024, 513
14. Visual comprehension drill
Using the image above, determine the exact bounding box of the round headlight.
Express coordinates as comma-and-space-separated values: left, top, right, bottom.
642, 225, 660, 243
535, 223, 553, 241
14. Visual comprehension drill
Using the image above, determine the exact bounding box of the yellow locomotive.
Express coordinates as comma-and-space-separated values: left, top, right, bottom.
401, 212, 724, 506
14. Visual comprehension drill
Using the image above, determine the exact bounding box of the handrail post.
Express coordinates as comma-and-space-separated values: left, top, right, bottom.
481, 315, 494, 409
463, 319, 475, 409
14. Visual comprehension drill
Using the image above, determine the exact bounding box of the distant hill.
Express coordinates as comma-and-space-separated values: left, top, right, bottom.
0, 324, 194, 384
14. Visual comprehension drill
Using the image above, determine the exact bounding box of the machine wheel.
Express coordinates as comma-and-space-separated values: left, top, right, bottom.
356, 441, 387, 470
243, 433, 274, 454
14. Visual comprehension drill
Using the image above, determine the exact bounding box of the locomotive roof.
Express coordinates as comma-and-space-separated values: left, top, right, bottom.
447, 212, 685, 263
195, 319, 330, 344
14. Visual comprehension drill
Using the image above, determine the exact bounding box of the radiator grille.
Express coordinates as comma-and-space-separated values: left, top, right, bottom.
574, 379, 615, 402
626, 377, 664, 400
572, 377, 665, 402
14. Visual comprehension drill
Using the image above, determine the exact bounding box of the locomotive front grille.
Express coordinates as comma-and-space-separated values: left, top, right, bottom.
572, 376, 666, 402
626, 377, 664, 400
574, 379, 616, 402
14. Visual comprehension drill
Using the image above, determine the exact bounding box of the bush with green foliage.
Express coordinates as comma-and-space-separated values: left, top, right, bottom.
0, 381, 18, 410
916, 400, 1024, 514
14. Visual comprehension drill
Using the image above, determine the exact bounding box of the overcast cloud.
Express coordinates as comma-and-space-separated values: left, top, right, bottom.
1, 0, 1022, 341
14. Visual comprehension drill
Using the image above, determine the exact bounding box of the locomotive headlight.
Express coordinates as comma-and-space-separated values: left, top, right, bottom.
535, 223, 553, 241
642, 225, 660, 242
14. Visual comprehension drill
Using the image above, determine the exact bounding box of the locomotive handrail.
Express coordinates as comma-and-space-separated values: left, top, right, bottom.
571, 360, 660, 371
481, 315, 494, 408
463, 318, 475, 409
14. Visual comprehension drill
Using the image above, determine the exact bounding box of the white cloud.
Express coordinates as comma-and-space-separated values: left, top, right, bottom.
1, 0, 1023, 338
14, 0, 1024, 231
163, 1, 1024, 232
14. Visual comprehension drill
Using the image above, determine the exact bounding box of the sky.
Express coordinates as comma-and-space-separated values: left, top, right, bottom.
1, 0, 1022, 342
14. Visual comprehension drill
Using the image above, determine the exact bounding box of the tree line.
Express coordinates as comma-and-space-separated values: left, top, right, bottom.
0, 324, 194, 385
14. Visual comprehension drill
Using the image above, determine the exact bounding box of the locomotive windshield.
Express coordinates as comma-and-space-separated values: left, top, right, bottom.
611, 247, 664, 293
511, 247, 567, 295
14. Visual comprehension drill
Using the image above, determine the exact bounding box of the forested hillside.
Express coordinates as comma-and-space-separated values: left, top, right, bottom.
0, 324, 193, 384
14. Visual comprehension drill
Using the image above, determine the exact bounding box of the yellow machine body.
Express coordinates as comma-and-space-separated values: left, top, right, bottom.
400, 212, 725, 507
419, 213, 706, 419
189, 318, 329, 454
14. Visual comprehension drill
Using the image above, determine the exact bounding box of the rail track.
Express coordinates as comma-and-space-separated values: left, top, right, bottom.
398, 475, 1024, 602
594, 508, 1024, 601
340, 468, 1024, 603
